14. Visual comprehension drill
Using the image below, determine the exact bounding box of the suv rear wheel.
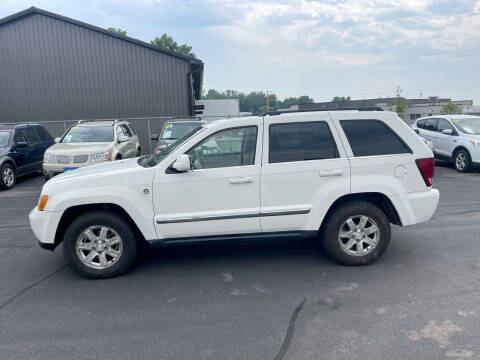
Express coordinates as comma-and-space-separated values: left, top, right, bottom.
454, 149, 471, 173
322, 201, 391, 266
63, 211, 138, 279
0, 163, 16, 190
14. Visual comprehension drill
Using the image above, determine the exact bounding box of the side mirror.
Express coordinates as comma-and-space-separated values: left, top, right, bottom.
118, 134, 129, 143
15, 141, 28, 148
413, 128, 420, 134
442, 129, 453, 135
54, 137, 61, 143
151, 133, 159, 141
172, 154, 191, 172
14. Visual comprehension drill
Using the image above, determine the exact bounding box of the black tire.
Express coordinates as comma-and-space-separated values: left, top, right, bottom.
0, 163, 16, 190
63, 210, 139, 279
453, 149, 471, 173
322, 201, 391, 266
116, 154, 122, 160
44, 174, 51, 181
136, 148, 141, 157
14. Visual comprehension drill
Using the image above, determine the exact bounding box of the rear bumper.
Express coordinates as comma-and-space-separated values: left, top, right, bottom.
29, 207, 63, 250
392, 189, 440, 226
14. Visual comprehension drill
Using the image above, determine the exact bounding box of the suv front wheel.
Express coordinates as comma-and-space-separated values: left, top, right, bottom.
63, 211, 138, 279
322, 201, 391, 266
454, 149, 471, 173
0, 163, 16, 190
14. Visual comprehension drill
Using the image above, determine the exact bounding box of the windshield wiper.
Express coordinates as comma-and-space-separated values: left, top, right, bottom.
162, 137, 178, 140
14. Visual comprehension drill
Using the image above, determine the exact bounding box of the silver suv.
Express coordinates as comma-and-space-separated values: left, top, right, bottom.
43, 120, 141, 179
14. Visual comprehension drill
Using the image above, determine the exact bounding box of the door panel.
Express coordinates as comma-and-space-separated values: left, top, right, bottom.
153, 120, 263, 239
435, 119, 456, 157
261, 114, 350, 233
11, 130, 31, 175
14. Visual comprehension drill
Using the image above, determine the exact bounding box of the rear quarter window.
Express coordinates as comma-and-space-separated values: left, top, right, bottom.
340, 119, 411, 157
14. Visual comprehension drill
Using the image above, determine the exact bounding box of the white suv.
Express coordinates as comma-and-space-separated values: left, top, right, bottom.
412, 115, 480, 172
43, 120, 141, 179
29, 110, 439, 278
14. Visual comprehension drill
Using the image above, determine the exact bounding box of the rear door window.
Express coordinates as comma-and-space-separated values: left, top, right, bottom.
269, 121, 339, 163
340, 120, 411, 157
424, 118, 438, 131
25, 128, 43, 145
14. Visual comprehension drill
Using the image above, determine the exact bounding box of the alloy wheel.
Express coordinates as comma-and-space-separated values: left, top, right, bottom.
3, 167, 15, 188
75, 225, 123, 269
456, 152, 466, 171
338, 215, 380, 256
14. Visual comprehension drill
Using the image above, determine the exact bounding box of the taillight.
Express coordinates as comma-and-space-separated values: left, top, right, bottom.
416, 158, 434, 187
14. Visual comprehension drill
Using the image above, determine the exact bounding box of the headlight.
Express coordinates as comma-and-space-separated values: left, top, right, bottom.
91, 152, 111, 162
43, 154, 55, 163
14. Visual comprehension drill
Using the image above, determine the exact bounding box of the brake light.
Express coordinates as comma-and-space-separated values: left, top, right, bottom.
415, 158, 434, 187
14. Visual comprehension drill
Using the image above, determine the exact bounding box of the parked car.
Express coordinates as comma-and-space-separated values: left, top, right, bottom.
30, 110, 439, 278
151, 119, 203, 154
412, 115, 480, 172
43, 120, 141, 180
0, 124, 54, 190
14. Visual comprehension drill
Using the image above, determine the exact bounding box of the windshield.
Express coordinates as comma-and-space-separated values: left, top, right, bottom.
62, 125, 114, 143
142, 126, 204, 167
0, 131, 10, 148
161, 122, 201, 140
451, 118, 480, 135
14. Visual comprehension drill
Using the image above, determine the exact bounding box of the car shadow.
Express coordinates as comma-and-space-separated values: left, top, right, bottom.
134, 236, 330, 272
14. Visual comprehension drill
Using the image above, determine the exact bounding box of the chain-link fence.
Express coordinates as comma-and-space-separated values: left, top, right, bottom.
3, 115, 247, 155
4, 112, 466, 154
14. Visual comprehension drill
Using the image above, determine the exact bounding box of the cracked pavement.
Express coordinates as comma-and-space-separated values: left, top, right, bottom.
0, 163, 479, 360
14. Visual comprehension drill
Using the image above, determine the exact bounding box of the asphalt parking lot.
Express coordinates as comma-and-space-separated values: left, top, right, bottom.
0, 162, 479, 360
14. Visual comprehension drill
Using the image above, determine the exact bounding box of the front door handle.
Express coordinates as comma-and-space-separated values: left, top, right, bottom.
319, 169, 344, 177
229, 177, 254, 184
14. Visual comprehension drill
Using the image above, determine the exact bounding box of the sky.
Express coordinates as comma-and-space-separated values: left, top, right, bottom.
1, 0, 480, 103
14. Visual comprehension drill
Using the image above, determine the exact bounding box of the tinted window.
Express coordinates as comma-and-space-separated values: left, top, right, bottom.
269, 122, 339, 163
416, 120, 425, 129
121, 125, 132, 137
424, 118, 437, 131
187, 126, 257, 169
14, 130, 28, 144
25, 128, 43, 144
340, 120, 411, 157
35, 126, 53, 141
437, 119, 454, 132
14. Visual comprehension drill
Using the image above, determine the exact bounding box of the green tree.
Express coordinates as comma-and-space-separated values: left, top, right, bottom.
395, 97, 408, 114
332, 96, 351, 102
441, 101, 459, 114
278, 95, 314, 109
107, 27, 127, 36
151, 33, 196, 58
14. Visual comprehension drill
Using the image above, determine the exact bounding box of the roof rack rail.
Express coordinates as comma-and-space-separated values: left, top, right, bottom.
258, 106, 384, 117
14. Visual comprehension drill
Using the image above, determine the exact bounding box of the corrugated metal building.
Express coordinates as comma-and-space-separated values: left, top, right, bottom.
0, 7, 204, 123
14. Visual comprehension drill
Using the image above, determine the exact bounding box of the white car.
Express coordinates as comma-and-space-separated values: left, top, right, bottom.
412, 115, 480, 172
30, 110, 439, 278
43, 120, 141, 179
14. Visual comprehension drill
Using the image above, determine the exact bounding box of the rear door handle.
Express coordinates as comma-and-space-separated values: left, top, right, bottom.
319, 169, 344, 177
229, 177, 254, 184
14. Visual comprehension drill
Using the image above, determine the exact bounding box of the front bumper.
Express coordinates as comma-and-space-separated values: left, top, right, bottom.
29, 207, 63, 250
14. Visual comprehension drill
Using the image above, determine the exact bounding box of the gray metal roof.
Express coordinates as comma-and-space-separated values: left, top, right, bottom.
0, 6, 202, 64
